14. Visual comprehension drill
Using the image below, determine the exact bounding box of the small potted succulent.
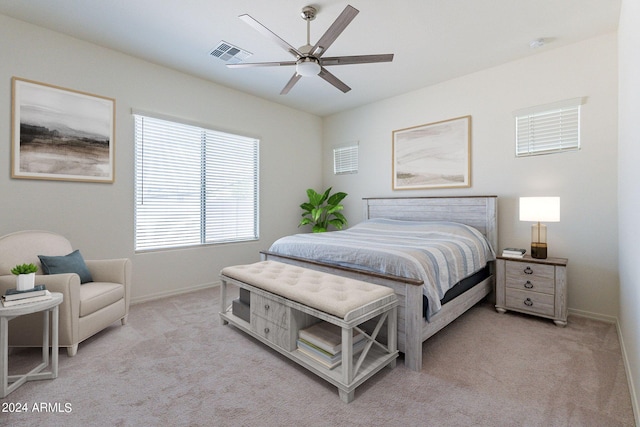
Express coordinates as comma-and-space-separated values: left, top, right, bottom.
11, 263, 38, 291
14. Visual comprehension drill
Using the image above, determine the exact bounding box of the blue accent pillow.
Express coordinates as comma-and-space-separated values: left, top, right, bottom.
38, 250, 93, 284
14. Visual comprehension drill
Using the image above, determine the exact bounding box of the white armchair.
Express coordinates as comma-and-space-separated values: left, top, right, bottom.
0, 230, 131, 356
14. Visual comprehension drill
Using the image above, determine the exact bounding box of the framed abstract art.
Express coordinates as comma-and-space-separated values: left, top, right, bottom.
392, 115, 471, 190
11, 77, 115, 183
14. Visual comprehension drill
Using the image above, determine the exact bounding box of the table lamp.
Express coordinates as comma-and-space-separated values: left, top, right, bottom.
519, 197, 560, 259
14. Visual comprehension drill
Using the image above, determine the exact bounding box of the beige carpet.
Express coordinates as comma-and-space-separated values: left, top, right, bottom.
1, 286, 635, 427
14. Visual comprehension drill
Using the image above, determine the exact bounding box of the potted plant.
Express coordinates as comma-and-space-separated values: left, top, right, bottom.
11, 263, 38, 291
299, 187, 348, 233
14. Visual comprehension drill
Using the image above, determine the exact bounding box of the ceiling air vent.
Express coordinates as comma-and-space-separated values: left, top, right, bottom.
209, 41, 252, 64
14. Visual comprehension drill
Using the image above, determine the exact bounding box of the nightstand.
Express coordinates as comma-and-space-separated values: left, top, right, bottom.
495, 255, 568, 326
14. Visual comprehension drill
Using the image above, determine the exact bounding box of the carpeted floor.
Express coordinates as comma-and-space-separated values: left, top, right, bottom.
1, 286, 635, 427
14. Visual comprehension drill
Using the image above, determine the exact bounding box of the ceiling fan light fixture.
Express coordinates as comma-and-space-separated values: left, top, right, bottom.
296, 57, 321, 76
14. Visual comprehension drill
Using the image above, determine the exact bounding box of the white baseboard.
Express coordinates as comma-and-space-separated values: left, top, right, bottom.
615, 318, 640, 426
568, 307, 617, 323
130, 281, 220, 305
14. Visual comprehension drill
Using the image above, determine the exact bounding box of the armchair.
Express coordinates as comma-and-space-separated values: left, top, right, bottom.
0, 230, 131, 356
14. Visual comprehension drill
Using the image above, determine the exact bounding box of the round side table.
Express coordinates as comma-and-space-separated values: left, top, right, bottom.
0, 292, 63, 398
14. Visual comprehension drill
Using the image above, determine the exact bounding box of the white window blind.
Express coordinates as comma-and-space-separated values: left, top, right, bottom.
134, 114, 259, 251
515, 98, 584, 156
333, 144, 358, 174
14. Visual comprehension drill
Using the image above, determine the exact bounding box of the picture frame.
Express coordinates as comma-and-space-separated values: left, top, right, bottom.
392, 115, 471, 190
11, 77, 115, 183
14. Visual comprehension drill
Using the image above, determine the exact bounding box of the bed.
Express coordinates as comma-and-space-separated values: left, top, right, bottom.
260, 196, 498, 371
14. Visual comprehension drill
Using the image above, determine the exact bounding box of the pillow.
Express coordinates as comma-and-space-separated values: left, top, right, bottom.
38, 250, 93, 284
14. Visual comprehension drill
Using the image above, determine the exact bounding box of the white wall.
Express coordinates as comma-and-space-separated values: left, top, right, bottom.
0, 15, 323, 302
618, 0, 640, 416
323, 33, 619, 319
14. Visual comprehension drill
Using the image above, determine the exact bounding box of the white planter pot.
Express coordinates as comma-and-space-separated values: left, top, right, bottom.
16, 272, 36, 291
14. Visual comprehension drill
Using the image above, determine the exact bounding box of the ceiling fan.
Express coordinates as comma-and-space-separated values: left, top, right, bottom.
227, 5, 394, 95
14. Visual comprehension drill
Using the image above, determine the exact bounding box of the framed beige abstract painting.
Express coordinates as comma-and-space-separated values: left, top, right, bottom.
392, 115, 471, 190
11, 77, 115, 183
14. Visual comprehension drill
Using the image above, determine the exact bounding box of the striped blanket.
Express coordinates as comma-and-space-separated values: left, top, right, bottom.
268, 218, 495, 319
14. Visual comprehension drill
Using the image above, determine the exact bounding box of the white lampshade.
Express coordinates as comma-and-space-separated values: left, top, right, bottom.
296, 58, 321, 77
519, 197, 560, 222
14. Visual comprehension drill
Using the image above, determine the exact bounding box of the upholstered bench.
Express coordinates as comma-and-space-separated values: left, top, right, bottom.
219, 260, 398, 403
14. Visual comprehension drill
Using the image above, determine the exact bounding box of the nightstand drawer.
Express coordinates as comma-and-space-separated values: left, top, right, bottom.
505, 288, 554, 317
506, 262, 555, 294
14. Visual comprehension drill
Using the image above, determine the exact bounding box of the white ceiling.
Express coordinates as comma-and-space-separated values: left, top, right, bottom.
0, 0, 621, 117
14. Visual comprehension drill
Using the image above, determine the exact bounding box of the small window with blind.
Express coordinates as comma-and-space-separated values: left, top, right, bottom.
333, 143, 358, 175
515, 97, 584, 157
134, 113, 259, 251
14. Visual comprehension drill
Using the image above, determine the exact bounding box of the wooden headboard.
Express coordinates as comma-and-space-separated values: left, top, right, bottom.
362, 196, 498, 252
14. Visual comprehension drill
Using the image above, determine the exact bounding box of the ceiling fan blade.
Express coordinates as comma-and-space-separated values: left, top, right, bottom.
239, 14, 302, 58
280, 73, 302, 95
318, 67, 351, 93
310, 5, 359, 57
227, 61, 296, 68
321, 54, 394, 66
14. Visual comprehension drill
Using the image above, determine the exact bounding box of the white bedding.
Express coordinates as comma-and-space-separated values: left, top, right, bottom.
268, 218, 496, 318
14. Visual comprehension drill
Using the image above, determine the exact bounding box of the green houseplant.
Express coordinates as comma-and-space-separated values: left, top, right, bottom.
299, 187, 348, 233
11, 263, 38, 291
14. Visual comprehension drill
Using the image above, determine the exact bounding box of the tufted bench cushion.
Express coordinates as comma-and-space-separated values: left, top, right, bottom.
221, 261, 395, 319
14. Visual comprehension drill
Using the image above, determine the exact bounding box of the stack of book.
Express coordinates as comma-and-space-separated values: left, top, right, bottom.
502, 248, 526, 258
297, 321, 366, 370
1, 285, 52, 307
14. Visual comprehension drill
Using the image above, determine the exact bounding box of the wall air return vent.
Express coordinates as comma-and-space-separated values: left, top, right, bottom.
209, 41, 252, 64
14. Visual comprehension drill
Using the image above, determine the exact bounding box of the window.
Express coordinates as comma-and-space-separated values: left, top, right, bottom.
515, 97, 584, 157
134, 114, 259, 251
333, 143, 358, 174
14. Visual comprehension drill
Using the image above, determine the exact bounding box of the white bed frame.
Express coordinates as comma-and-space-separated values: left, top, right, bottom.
261, 196, 498, 371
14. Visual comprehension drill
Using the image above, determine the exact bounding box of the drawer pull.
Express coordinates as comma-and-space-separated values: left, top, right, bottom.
264, 327, 270, 334
264, 304, 270, 311
524, 281, 534, 289
524, 266, 533, 275
524, 298, 533, 307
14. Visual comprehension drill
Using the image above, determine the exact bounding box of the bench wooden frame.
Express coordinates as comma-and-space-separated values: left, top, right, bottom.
219, 270, 398, 403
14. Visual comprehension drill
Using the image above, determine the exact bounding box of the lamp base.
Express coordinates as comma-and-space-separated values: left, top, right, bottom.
531, 242, 548, 259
